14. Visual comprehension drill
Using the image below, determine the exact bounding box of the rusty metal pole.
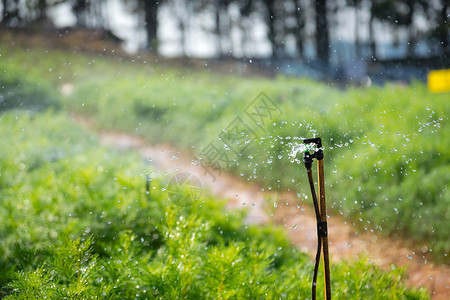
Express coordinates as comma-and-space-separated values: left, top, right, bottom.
317, 157, 331, 299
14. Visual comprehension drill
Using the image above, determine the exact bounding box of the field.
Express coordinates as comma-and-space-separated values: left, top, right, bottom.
3, 47, 447, 261
0, 45, 447, 298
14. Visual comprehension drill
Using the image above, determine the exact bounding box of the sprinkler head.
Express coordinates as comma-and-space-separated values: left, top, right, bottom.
303, 151, 313, 170
304, 137, 322, 149
303, 138, 323, 160
289, 138, 323, 165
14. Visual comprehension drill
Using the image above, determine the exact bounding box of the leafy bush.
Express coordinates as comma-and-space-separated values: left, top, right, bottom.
0, 111, 429, 299
329, 84, 449, 261
0, 65, 59, 111
56, 58, 449, 262
1, 46, 448, 261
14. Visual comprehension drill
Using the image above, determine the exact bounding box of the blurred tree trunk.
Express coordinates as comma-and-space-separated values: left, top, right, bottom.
73, 0, 88, 27
406, 0, 415, 59
36, 0, 47, 22
214, 0, 233, 57
353, 0, 360, 57
294, 0, 304, 58
215, 0, 223, 57
315, 0, 329, 63
0, 0, 4, 23
239, 0, 253, 57
263, 0, 278, 57
143, 0, 158, 53
440, 0, 449, 57
369, 3, 377, 60
72, 0, 107, 29
0, 0, 18, 26
179, 17, 186, 56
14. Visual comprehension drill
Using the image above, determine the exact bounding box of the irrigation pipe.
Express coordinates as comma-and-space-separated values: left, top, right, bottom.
300, 138, 331, 299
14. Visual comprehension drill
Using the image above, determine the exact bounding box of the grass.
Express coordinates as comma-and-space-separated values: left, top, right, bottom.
0, 59, 432, 298
0, 45, 448, 265
0, 108, 429, 298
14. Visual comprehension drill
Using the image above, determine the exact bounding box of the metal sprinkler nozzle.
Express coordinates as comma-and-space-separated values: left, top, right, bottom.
302, 137, 323, 170
303, 151, 314, 170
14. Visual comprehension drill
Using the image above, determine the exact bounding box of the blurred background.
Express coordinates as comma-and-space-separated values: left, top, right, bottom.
1, 0, 449, 83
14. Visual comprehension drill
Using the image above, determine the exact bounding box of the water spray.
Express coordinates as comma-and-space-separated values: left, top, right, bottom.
291, 137, 331, 299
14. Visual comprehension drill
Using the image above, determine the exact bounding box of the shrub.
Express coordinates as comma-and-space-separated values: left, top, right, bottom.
0, 66, 59, 111
0, 110, 429, 299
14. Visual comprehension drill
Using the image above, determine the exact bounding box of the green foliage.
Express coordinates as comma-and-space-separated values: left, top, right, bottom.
50, 52, 448, 262
330, 84, 450, 261
0, 110, 429, 298
6, 237, 114, 299
0, 63, 60, 112
331, 258, 428, 300
2, 46, 447, 262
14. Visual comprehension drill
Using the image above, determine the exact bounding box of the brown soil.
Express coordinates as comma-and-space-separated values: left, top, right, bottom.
0, 27, 129, 56
72, 114, 449, 299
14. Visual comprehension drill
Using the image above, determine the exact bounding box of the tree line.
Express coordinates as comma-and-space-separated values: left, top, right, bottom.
1, 0, 449, 62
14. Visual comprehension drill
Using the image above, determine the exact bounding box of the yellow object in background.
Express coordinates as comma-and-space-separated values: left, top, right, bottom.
428, 69, 450, 93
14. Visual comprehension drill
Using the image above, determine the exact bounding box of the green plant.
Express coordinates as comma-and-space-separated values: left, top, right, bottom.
0, 110, 429, 299
0, 64, 59, 112
2, 45, 447, 262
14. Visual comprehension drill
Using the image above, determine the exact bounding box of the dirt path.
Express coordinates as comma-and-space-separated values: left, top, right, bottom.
73, 115, 449, 299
